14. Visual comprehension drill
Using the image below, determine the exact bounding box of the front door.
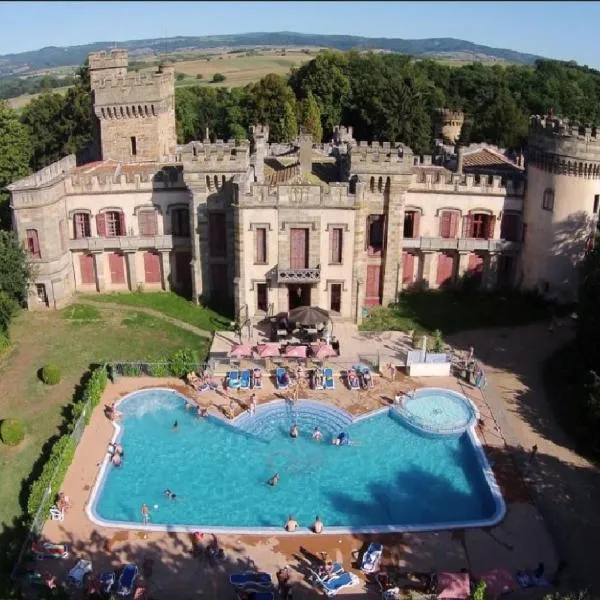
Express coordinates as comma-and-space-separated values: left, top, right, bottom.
288, 284, 311, 310
330, 283, 342, 313
365, 265, 382, 306
256, 283, 268, 312
290, 228, 309, 269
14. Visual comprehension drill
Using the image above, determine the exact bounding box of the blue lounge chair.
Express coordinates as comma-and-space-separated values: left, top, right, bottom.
229, 570, 272, 588
361, 542, 383, 574
308, 562, 344, 584
276, 367, 289, 390
98, 571, 116, 594
240, 369, 251, 390
323, 367, 335, 390
227, 370, 241, 389
116, 563, 138, 597
310, 567, 360, 597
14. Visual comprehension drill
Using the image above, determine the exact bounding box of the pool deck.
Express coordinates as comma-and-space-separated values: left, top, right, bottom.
36, 371, 558, 598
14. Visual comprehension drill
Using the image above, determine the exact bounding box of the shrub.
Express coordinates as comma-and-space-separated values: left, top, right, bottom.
41, 363, 61, 385
148, 362, 169, 377
432, 329, 444, 353
175, 72, 186, 81
196, 73, 203, 79
82, 365, 108, 410
211, 72, 226, 83
0, 418, 25, 446
168, 348, 199, 377
0, 332, 10, 353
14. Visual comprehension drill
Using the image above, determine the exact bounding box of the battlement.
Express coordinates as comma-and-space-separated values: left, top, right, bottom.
182, 139, 251, 172
89, 49, 128, 71
409, 170, 525, 196
529, 114, 599, 140
437, 108, 465, 123
250, 124, 270, 141
8, 154, 76, 191
92, 68, 174, 91
238, 181, 355, 208
333, 125, 354, 143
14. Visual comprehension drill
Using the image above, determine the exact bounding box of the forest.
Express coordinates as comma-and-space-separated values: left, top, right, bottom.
3, 50, 600, 229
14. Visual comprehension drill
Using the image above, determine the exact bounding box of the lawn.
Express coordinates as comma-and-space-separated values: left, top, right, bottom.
81, 291, 233, 331
360, 290, 558, 336
0, 305, 208, 531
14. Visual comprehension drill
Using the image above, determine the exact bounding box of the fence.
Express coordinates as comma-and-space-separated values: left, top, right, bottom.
10, 395, 93, 581
109, 361, 210, 379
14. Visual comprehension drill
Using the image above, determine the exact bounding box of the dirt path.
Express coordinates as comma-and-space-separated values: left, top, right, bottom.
75, 299, 213, 340
448, 321, 600, 592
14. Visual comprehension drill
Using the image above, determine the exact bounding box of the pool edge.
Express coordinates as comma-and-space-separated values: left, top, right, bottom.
85, 387, 507, 535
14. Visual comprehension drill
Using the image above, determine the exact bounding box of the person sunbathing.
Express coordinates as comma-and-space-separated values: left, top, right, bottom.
187, 372, 203, 390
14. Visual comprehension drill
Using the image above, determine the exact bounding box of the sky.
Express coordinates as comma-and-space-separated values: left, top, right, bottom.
0, 1, 598, 67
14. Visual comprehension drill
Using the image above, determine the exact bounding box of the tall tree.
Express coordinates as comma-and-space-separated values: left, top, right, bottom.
0, 230, 33, 306
61, 61, 94, 155
0, 101, 31, 230
298, 91, 323, 142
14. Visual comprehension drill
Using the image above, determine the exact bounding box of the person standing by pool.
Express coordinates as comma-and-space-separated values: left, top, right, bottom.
312, 427, 322, 442
290, 424, 299, 438
284, 515, 299, 532
141, 504, 150, 525
249, 393, 257, 416
312, 515, 324, 533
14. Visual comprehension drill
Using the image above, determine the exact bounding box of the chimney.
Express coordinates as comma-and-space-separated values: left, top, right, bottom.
298, 133, 313, 177
456, 146, 464, 175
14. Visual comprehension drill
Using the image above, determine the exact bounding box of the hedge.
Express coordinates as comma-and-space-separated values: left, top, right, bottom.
0, 418, 25, 446
112, 348, 201, 379
26, 365, 108, 519
41, 363, 61, 385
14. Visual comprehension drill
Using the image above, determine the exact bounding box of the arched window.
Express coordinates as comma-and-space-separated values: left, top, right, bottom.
138, 105, 143, 117
370, 177, 375, 192
377, 177, 383, 192
206, 175, 212, 190
73, 212, 91, 239
222, 175, 226, 188
542, 188, 555, 211
214, 175, 219, 190
26, 229, 41, 258
151, 105, 156, 116
144, 105, 149, 116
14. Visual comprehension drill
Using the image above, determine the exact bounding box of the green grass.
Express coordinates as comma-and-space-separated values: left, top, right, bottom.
0, 306, 208, 531
360, 290, 558, 336
82, 291, 233, 331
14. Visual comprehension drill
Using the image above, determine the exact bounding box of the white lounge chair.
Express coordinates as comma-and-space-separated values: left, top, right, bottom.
49, 507, 64, 521
309, 565, 360, 597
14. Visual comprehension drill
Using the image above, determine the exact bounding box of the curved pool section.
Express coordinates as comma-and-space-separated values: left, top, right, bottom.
87, 388, 504, 534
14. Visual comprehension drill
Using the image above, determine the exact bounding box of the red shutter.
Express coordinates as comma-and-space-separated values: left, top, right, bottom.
437, 253, 455, 285
119, 212, 126, 236
330, 228, 342, 264
108, 253, 125, 284
144, 252, 161, 283
463, 214, 473, 238
450, 213, 459, 238
255, 228, 266, 263
402, 252, 415, 284
138, 211, 147, 236
32, 231, 40, 256
79, 254, 96, 285
290, 228, 308, 269
440, 212, 451, 238
365, 265, 382, 305
96, 213, 106, 237
468, 253, 484, 274
412, 212, 420, 237
487, 215, 497, 239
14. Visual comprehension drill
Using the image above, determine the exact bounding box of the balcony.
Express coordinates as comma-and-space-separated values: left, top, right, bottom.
402, 237, 522, 252
276, 265, 321, 283
69, 235, 192, 252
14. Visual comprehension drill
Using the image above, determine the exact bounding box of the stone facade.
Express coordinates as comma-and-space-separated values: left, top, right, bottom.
8, 49, 599, 319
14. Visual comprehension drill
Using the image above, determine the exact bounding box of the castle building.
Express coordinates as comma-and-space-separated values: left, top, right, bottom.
8, 50, 600, 321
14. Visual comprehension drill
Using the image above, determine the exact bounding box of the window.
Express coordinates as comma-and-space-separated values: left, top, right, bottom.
501, 212, 519, 241
97, 211, 125, 237
439, 211, 459, 238
471, 214, 490, 239
144, 252, 161, 284
79, 254, 96, 285
403, 211, 420, 238
138, 210, 158, 236
254, 227, 267, 264
26, 229, 40, 258
256, 283, 268, 312
208, 212, 227, 257
366, 215, 384, 256
330, 227, 343, 264
108, 253, 126, 284
35, 284, 48, 306
330, 283, 342, 313
542, 188, 554, 211
73, 213, 91, 239
594, 195, 600, 215
171, 208, 190, 237
130, 136, 137, 156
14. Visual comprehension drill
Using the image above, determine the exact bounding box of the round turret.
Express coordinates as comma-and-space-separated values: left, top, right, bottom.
521, 115, 600, 302
435, 109, 465, 144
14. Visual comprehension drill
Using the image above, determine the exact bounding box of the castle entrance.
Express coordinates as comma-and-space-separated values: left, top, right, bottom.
288, 284, 311, 310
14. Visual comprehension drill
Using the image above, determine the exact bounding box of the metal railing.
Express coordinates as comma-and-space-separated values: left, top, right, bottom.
276, 266, 321, 283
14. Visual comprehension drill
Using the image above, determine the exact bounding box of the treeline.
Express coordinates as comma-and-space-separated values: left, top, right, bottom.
0, 73, 75, 100
4, 51, 600, 230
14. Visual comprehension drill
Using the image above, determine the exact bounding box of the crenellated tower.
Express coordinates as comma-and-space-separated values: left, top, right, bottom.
435, 109, 465, 144
521, 115, 600, 301
89, 49, 177, 162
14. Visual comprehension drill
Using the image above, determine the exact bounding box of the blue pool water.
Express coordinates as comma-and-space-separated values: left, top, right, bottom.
91, 389, 503, 532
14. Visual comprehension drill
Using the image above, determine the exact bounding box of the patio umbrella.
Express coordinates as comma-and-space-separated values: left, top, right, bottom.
288, 306, 329, 327
284, 345, 308, 359
476, 568, 516, 597
255, 343, 281, 358
228, 343, 253, 358
313, 343, 337, 360
437, 572, 470, 600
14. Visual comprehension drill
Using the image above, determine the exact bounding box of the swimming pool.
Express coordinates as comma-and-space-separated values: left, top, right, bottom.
88, 389, 505, 534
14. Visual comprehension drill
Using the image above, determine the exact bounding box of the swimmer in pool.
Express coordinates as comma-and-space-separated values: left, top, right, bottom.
333, 432, 348, 446
267, 473, 280, 487
312, 427, 322, 441
290, 424, 299, 438
173, 420, 179, 431
164, 489, 177, 500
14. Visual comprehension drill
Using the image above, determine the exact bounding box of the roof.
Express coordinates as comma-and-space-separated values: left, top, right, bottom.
70, 160, 177, 178
462, 148, 523, 174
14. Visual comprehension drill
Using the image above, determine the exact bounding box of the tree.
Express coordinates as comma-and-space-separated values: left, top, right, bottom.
212, 73, 226, 83
0, 230, 33, 306
0, 101, 31, 229
298, 91, 323, 142
61, 61, 94, 156
246, 74, 298, 142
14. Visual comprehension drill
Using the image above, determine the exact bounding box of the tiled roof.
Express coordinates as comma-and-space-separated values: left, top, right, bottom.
462, 148, 522, 173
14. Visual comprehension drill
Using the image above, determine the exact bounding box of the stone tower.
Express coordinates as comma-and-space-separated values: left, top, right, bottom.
435, 109, 465, 144
250, 124, 269, 183
521, 115, 600, 302
89, 49, 177, 162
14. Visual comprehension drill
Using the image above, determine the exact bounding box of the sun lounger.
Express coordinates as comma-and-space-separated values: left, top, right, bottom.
240, 369, 251, 390
276, 367, 289, 390
310, 567, 360, 597
68, 559, 93, 588
361, 542, 383, 574
323, 367, 335, 390
117, 563, 138, 597
347, 370, 361, 390
227, 371, 241, 389
229, 570, 273, 588
312, 371, 324, 390
98, 571, 116, 594
252, 368, 263, 389
308, 562, 344, 584
32, 540, 70, 560
49, 507, 64, 521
